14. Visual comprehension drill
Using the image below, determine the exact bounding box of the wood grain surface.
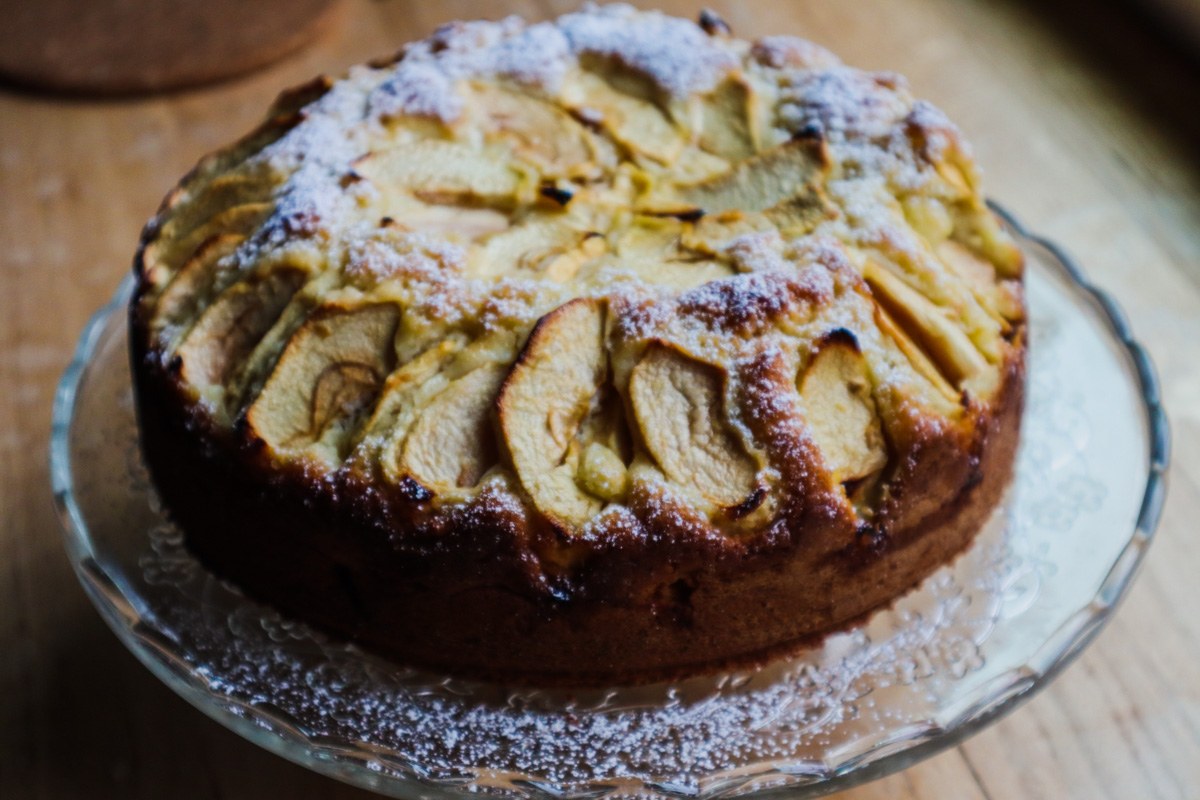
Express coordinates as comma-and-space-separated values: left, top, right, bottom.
2, 1, 1197, 797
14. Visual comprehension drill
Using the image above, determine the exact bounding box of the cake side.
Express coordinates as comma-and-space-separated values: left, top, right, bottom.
129, 5, 1026, 685
133, 329, 1021, 684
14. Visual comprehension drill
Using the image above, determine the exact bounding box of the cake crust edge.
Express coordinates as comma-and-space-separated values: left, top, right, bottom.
131, 278, 1023, 685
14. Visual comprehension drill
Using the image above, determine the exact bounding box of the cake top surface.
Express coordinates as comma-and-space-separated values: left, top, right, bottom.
136, 4, 1024, 535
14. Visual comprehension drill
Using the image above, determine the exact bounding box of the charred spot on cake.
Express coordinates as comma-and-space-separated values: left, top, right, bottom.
235, 417, 269, 457
397, 473, 436, 505
646, 207, 706, 223
854, 521, 889, 554
272, 74, 335, 115
815, 327, 860, 352
538, 183, 575, 206
793, 122, 825, 142
567, 106, 605, 131
697, 9, 732, 37
725, 484, 768, 520
338, 170, 364, 189
367, 49, 405, 70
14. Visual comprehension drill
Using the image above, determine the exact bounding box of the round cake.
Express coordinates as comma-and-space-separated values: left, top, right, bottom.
130, 5, 1026, 685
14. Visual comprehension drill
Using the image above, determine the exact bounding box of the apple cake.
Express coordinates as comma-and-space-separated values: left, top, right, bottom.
130, 5, 1025, 685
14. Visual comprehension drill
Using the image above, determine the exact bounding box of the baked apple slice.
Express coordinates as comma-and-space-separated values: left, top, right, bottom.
871, 301, 960, 404
498, 298, 617, 527
355, 336, 466, 450
398, 364, 507, 491
175, 267, 306, 392
562, 70, 684, 165
152, 202, 271, 283
471, 219, 606, 282
154, 233, 244, 336
963, 211, 1024, 279
157, 173, 267, 251
679, 137, 827, 214
246, 302, 400, 463
696, 74, 761, 161
376, 195, 511, 241
937, 239, 1024, 325
470, 83, 604, 177
862, 258, 990, 390
354, 140, 531, 209
628, 342, 758, 509
798, 330, 887, 483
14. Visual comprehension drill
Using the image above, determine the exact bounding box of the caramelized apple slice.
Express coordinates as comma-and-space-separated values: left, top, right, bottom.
678, 137, 827, 213
470, 83, 599, 175
576, 441, 628, 501
356, 337, 466, 447
355, 140, 529, 208
246, 303, 400, 461
498, 299, 612, 526
611, 217, 736, 288
176, 267, 306, 391
400, 364, 506, 491
563, 71, 684, 164
799, 330, 887, 483
871, 301, 959, 404
957, 210, 1023, 279
169, 173, 265, 232
154, 233, 244, 333
937, 239, 1023, 324
863, 259, 989, 388
163, 202, 272, 275
902, 196, 954, 244
668, 147, 733, 185
936, 239, 992, 287
678, 211, 776, 258
629, 343, 757, 508
381, 195, 511, 240
697, 75, 760, 160
471, 219, 605, 282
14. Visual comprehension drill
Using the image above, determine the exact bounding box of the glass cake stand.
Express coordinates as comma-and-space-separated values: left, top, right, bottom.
50, 207, 1168, 799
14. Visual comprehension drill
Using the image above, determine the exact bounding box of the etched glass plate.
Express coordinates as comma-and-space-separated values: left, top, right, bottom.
50, 209, 1168, 799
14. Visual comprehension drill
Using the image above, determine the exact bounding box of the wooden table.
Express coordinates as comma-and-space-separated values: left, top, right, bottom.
2, 1, 1197, 797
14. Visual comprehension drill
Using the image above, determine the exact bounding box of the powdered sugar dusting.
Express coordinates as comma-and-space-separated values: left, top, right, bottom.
129, 467, 1024, 792
205, 3, 979, 330
559, 3, 739, 97
343, 229, 467, 283
777, 67, 910, 143
751, 36, 842, 70
724, 229, 787, 273
368, 60, 464, 123
368, 18, 571, 124
364, 4, 738, 125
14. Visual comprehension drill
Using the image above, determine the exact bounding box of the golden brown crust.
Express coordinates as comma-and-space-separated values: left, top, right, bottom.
129, 6, 1026, 686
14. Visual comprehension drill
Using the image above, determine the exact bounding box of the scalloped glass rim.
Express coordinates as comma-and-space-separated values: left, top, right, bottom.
49, 204, 1170, 799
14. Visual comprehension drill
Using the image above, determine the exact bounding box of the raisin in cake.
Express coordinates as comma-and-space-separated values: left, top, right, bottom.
130, 5, 1025, 685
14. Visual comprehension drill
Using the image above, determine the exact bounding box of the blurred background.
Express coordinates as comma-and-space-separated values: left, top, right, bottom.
1, 1, 1197, 798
